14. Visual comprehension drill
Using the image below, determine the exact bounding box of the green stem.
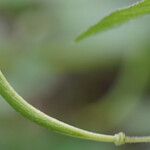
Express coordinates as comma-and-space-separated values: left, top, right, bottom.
125, 136, 150, 144
0, 70, 150, 146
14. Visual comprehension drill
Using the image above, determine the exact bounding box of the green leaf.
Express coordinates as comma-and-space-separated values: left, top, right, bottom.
76, 0, 150, 42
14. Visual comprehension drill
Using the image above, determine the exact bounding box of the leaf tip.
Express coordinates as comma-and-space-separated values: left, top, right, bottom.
75, 33, 86, 43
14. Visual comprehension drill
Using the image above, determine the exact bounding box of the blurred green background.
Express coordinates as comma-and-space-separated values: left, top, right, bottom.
0, 0, 150, 149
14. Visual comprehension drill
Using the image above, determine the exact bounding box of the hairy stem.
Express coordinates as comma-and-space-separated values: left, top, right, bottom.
0, 70, 150, 146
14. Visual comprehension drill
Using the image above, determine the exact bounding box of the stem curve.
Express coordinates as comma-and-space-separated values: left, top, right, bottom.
0, 70, 150, 146
0, 70, 115, 144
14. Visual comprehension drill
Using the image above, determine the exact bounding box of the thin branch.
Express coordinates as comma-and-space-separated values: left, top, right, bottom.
0, 70, 150, 146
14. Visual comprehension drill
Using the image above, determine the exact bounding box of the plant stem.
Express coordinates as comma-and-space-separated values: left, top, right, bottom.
125, 136, 150, 144
0, 70, 150, 146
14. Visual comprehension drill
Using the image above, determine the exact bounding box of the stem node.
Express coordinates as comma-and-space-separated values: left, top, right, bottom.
114, 132, 126, 146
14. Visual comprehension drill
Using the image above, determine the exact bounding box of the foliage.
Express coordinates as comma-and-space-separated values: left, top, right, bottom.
76, 0, 150, 41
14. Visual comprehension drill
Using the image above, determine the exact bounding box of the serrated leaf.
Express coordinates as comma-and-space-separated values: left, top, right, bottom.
76, 0, 150, 42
